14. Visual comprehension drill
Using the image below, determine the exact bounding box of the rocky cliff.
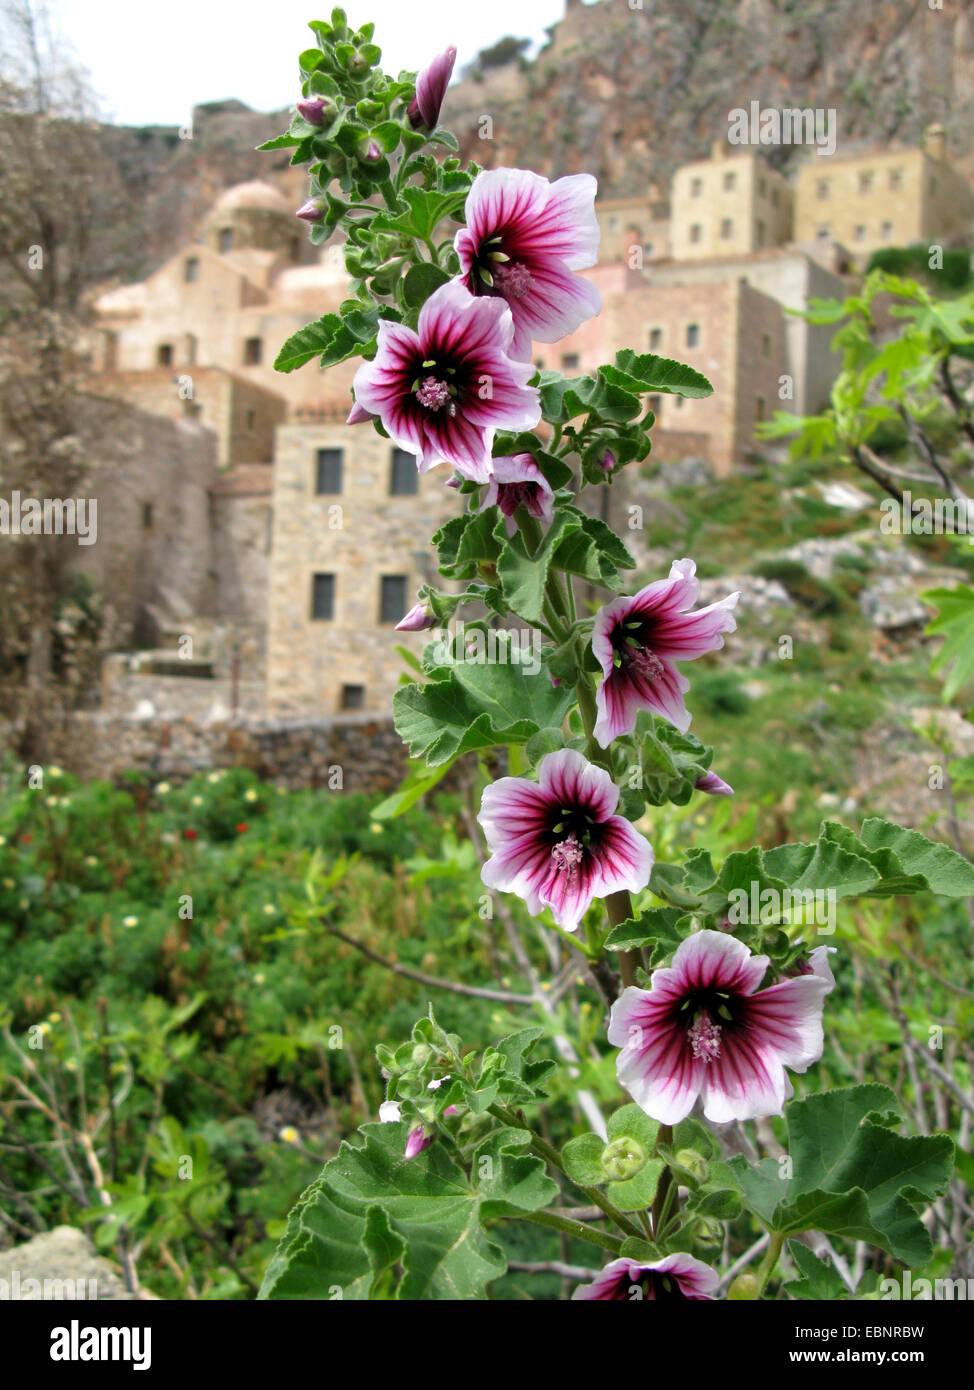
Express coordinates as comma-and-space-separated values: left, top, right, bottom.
102, 0, 974, 279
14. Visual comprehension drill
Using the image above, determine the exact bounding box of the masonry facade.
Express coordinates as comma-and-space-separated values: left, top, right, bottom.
82, 117, 973, 725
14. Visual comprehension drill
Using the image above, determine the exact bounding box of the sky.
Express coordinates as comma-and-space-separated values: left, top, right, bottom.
51, 0, 572, 127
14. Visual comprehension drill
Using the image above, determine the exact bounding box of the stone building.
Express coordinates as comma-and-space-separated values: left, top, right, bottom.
643, 248, 846, 417
266, 422, 460, 716
670, 144, 794, 262
793, 125, 974, 261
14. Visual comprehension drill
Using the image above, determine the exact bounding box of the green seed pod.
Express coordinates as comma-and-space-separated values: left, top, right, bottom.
600, 1136, 646, 1183
693, 1216, 723, 1247
727, 1272, 760, 1300
675, 1148, 710, 1185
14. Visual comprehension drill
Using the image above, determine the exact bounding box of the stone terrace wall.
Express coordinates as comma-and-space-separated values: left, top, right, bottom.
62, 711, 411, 793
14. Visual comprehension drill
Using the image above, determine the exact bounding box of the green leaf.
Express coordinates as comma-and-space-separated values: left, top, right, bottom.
604, 906, 684, 956
259, 1121, 554, 1300
371, 186, 467, 241
562, 1133, 604, 1187
273, 307, 381, 373
925, 584, 974, 700
256, 133, 302, 152
394, 640, 573, 765
784, 1241, 850, 1300
402, 262, 451, 308
607, 349, 713, 397
609, 1158, 665, 1213
370, 759, 453, 821
730, 1085, 954, 1267
636, 717, 718, 809
432, 510, 503, 578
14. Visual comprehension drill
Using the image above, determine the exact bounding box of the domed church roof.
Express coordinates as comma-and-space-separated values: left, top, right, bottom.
211, 180, 292, 213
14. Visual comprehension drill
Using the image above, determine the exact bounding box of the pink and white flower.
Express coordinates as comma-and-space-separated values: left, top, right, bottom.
478, 748, 653, 933
455, 168, 602, 360
478, 453, 555, 537
349, 281, 539, 483
407, 45, 457, 130
572, 1251, 718, 1301
592, 559, 740, 746
608, 930, 835, 1125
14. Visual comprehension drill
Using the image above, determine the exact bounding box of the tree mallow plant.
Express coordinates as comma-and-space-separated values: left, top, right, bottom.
256, 11, 972, 1302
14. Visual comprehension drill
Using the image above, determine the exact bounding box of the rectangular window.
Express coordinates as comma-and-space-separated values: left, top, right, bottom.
157, 343, 173, 367
390, 448, 418, 495
755, 396, 766, 423
184, 257, 199, 283
720, 217, 733, 239
561, 353, 580, 370
341, 684, 365, 711
817, 180, 830, 200
854, 225, 866, 242
881, 220, 893, 240
244, 337, 262, 366
315, 447, 343, 494
142, 502, 153, 529
686, 324, 700, 348
724, 171, 736, 192
889, 169, 902, 192
379, 575, 408, 625
649, 327, 663, 350
219, 227, 234, 253
858, 171, 873, 194
311, 572, 335, 621
761, 333, 771, 358
756, 219, 766, 246
816, 225, 831, 240
691, 177, 703, 197
246, 408, 255, 430
757, 176, 766, 197
689, 223, 702, 244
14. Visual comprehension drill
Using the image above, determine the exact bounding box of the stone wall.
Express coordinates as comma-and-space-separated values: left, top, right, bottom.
62, 709, 412, 793
87, 367, 286, 468
70, 394, 220, 641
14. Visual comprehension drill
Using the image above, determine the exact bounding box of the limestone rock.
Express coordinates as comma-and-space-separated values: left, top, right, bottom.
0, 1225, 158, 1301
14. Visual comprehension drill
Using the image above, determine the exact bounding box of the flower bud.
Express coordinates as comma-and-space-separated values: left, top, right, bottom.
348, 49, 370, 77
296, 96, 336, 126
295, 199, 325, 223
357, 137, 382, 165
396, 601, 434, 632
410, 1042, 433, 1066
693, 1217, 723, 1246
727, 1272, 760, 1300
600, 448, 616, 473
600, 1136, 646, 1183
404, 1126, 432, 1159
675, 1148, 710, 1185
